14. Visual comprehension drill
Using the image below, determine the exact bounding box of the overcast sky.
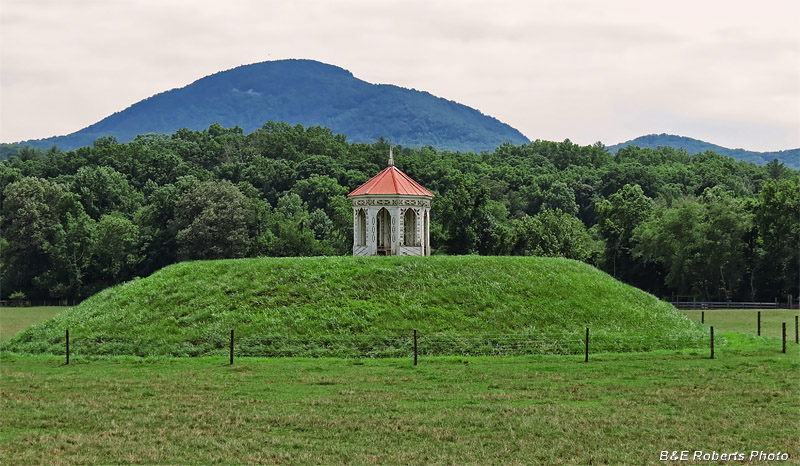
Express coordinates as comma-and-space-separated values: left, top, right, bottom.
1, 0, 799, 151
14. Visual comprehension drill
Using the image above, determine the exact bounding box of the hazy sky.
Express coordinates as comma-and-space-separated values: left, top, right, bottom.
2, 0, 799, 151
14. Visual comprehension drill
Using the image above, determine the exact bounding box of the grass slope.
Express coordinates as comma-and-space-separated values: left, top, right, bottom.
2, 256, 704, 357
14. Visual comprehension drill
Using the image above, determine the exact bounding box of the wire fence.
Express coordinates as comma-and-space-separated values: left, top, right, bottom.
52, 328, 715, 360
670, 301, 799, 310
0, 299, 81, 307
418, 333, 586, 357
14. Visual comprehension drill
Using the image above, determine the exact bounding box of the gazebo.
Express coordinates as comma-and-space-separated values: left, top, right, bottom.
347, 148, 434, 256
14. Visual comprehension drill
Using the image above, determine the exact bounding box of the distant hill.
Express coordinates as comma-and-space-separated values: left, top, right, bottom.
13, 59, 529, 153
608, 134, 799, 169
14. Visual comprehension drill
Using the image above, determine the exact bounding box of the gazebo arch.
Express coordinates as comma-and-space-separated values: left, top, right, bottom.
376, 208, 393, 255
355, 208, 367, 247
403, 208, 419, 246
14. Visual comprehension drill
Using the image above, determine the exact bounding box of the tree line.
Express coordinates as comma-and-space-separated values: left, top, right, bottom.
1, 122, 797, 302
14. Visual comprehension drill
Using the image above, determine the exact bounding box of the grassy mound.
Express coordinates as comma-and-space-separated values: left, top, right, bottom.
2, 256, 705, 356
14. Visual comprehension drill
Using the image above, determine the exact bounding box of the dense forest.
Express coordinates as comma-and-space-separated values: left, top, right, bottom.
1, 122, 798, 303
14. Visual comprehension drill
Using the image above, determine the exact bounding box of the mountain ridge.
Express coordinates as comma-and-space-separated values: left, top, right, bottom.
11, 59, 529, 153
8, 61, 797, 168
607, 133, 799, 169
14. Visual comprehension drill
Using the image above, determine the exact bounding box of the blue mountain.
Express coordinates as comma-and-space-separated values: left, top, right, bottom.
14, 59, 530, 153
608, 133, 799, 169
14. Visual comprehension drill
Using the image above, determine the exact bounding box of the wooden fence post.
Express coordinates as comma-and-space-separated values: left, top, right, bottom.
585, 327, 589, 363
701, 311, 704, 324
710, 326, 714, 359
230, 329, 234, 365
795, 315, 798, 344
758, 311, 761, 336
66, 329, 70, 365
782, 323, 786, 354
413, 329, 418, 366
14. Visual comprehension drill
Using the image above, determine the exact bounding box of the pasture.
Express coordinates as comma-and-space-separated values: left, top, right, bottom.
0, 307, 69, 341
1, 337, 798, 465
1, 287, 798, 464
681, 309, 798, 339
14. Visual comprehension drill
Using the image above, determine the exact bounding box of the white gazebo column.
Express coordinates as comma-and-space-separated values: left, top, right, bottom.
398, 208, 405, 247
392, 206, 401, 255
368, 207, 377, 255
419, 209, 424, 256
352, 208, 359, 249
415, 209, 421, 247
425, 208, 431, 256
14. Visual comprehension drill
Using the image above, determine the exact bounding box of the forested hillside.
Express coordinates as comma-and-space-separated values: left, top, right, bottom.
1, 122, 798, 303
11, 59, 529, 153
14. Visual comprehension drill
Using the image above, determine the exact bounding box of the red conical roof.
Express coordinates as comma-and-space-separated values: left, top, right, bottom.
348, 166, 434, 197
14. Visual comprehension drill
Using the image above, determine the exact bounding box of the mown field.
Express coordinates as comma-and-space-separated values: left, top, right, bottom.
0, 307, 69, 341
1, 336, 798, 466
681, 309, 798, 339
1, 269, 797, 465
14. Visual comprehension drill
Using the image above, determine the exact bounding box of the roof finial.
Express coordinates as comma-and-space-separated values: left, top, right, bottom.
388, 142, 394, 167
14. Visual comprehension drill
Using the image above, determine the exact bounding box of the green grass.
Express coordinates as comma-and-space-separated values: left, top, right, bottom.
682, 309, 799, 339
1, 256, 705, 357
0, 307, 70, 341
1, 336, 797, 465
